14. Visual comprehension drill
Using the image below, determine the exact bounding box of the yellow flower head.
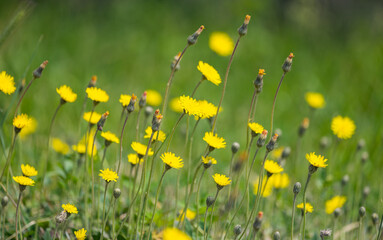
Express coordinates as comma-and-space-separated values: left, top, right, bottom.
21, 164, 38, 177
264, 160, 284, 175
56, 85, 77, 103
178, 209, 196, 221
179, 95, 199, 116
209, 32, 234, 56
51, 138, 70, 155
248, 122, 264, 135
74, 228, 87, 240
13, 114, 31, 130
297, 203, 314, 213
202, 156, 217, 165
72, 143, 86, 154
19, 117, 37, 139
119, 94, 132, 107
203, 132, 226, 150
197, 61, 222, 86
258, 69, 266, 76
13, 176, 35, 186
83, 111, 102, 125
195, 100, 218, 119
271, 147, 284, 159
62, 203, 78, 214
212, 173, 231, 187
331, 116, 356, 139
0, 71, 16, 95
253, 176, 273, 198
144, 127, 166, 142
131, 142, 154, 157
161, 152, 184, 169
305, 92, 325, 109
326, 196, 347, 214
101, 131, 119, 144
272, 173, 290, 189
86, 87, 109, 103
170, 97, 183, 113
163, 228, 191, 240
306, 152, 328, 168
128, 153, 143, 165
146, 89, 162, 106
99, 168, 119, 182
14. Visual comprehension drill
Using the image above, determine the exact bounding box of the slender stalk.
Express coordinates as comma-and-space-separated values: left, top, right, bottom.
358, 216, 364, 240
246, 90, 257, 150
53, 223, 59, 240
117, 110, 130, 174
165, 113, 185, 151
47, 101, 63, 148
15, 191, 22, 240
291, 194, 297, 240
203, 206, 209, 240
0, 132, 17, 182
146, 168, 168, 240
333, 217, 336, 240
191, 76, 204, 98
302, 172, 312, 240
135, 108, 142, 141
211, 37, 241, 133
195, 168, 207, 239
13, 77, 36, 119
269, 72, 286, 138
227, 151, 236, 198
205, 188, 220, 240
100, 182, 109, 240
90, 128, 99, 221
112, 198, 117, 240
377, 213, 383, 240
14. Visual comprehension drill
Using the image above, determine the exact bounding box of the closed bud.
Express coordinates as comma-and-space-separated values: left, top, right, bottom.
357, 139, 365, 151
233, 224, 242, 236
334, 208, 341, 218
231, 142, 240, 154
97, 111, 109, 131
171, 52, 182, 71
266, 134, 278, 152
254, 69, 266, 93
1, 196, 9, 208
88, 75, 97, 88
282, 53, 294, 73
293, 182, 301, 195
282, 147, 291, 159
152, 111, 163, 132
206, 196, 215, 208
372, 213, 379, 225
359, 206, 366, 218
145, 106, 153, 118
33, 60, 48, 79
298, 118, 309, 137
113, 188, 121, 199
238, 15, 251, 36
127, 94, 137, 113
187, 25, 205, 45
139, 91, 147, 109
273, 231, 281, 240
252, 212, 263, 233
257, 130, 268, 148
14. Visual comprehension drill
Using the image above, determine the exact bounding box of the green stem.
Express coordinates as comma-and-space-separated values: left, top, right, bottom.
90, 128, 99, 222
100, 182, 109, 240
269, 72, 286, 139
205, 188, 220, 240
135, 108, 142, 141
191, 76, 204, 98
291, 195, 297, 240
246, 90, 257, 150
13, 76, 36, 119
302, 172, 312, 240
165, 113, 185, 151
0, 132, 17, 182
117, 110, 130, 174
15, 191, 22, 240
359, 216, 364, 240
377, 213, 383, 240
112, 198, 117, 240
195, 168, 206, 239
47, 101, 63, 148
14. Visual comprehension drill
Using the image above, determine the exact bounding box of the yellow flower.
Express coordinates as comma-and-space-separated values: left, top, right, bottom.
163, 228, 191, 240
271, 147, 284, 159
170, 97, 183, 113
119, 94, 132, 107
248, 122, 264, 135
99, 168, 119, 182
178, 209, 196, 221
161, 152, 184, 169
19, 117, 37, 139
331, 116, 356, 139
203, 132, 226, 150
74, 129, 97, 156
62, 203, 78, 214
264, 160, 283, 174
144, 127, 166, 142
325, 196, 347, 214
51, 138, 70, 155
72, 143, 86, 154
56, 85, 77, 103
305, 92, 325, 109
195, 100, 217, 119
146, 89, 162, 106
101, 131, 120, 144
13, 114, 31, 130
212, 173, 231, 187
131, 142, 154, 157
13, 176, 35, 186
197, 61, 222, 86
179, 95, 199, 116
128, 153, 143, 165
86, 87, 109, 103
21, 164, 38, 177
258, 69, 266, 75
0, 71, 16, 95
253, 176, 273, 198
202, 156, 217, 165
306, 152, 328, 168
83, 111, 102, 125
272, 173, 290, 189
74, 228, 87, 240
297, 203, 314, 213
209, 32, 234, 56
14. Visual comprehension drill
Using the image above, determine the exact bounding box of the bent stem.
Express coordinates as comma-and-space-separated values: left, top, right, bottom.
302, 172, 312, 240
100, 182, 109, 240
205, 188, 220, 240
269, 72, 286, 139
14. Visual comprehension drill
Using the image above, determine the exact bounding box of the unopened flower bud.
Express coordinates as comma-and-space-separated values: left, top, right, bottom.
273, 231, 281, 240
238, 15, 251, 36
334, 208, 341, 218
359, 206, 366, 218
320, 229, 332, 238
282, 147, 291, 159
206, 196, 215, 208
33, 60, 48, 79
233, 224, 242, 236
145, 106, 153, 117
357, 139, 365, 151
266, 134, 278, 152
257, 130, 268, 148
152, 111, 163, 132
252, 211, 263, 233
113, 188, 121, 199
254, 69, 265, 93
88, 75, 97, 88
275, 128, 282, 137
320, 136, 329, 150
293, 182, 301, 195
361, 151, 368, 164
171, 52, 182, 71
1, 196, 9, 208
341, 175, 349, 186
231, 142, 240, 154
139, 91, 147, 109
97, 111, 109, 131
282, 53, 294, 73
127, 94, 137, 113
372, 213, 379, 225
298, 118, 309, 137
187, 25, 205, 45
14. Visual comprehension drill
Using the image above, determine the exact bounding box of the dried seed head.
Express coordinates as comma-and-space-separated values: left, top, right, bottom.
273, 231, 281, 240
363, 186, 370, 199
233, 224, 242, 236
113, 188, 121, 199
139, 91, 147, 109
320, 136, 329, 149
33, 60, 48, 78
372, 213, 379, 225
187, 25, 205, 45
359, 206, 366, 218
266, 134, 278, 152
257, 130, 268, 148
357, 138, 366, 151
206, 196, 215, 208
282, 147, 291, 159
145, 106, 153, 118
55, 210, 68, 224
334, 208, 341, 218
320, 229, 332, 237
238, 15, 251, 36
293, 182, 301, 195
1, 196, 9, 208
361, 151, 368, 164
298, 118, 310, 137
231, 142, 240, 154
341, 175, 349, 186
282, 53, 294, 73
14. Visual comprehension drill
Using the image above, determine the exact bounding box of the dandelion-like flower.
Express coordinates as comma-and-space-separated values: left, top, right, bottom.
99, 168, 119, 182
178, 209, 196, 221
13, 114, 31, 131
145, 89, 162, 106
128, 153, 142, 165
297, 203, 314, 213
163, 228, 191, 240
305, 92, 325, 109
202, 156, 217, 165
131, 141, 154, 157
306, 152, 328, 168
179, 95, 199, 116
331, 116, 356, 139
209, 32, 234, 56
72, 143, 86, 154
272, 173, 290, 189
203, 132, 226, 150
212, 173, 231, 188
253, 177, 273, 197
101, 131, 120, 144
51, 138, 70, 155
74, 228, 87, 240
161, 152, 184, 169
19, 117, 37, 139
170, 97, 183, 113
13, 176, 35, 186
325, 196, 346, 214
264, 160, 284, 175
144, 127, 166, 142
195, 100, 218, 119
248, 122, 264, 135
119, 94, 132, 107
197, 61, 222, 86
62, 203, 78, 214
271, 147, 284, 159
0, 71, 16, 95
83, 112, 102, 125
86, 87, 109, 103
21, 164, 38, 177
56, 85, 77, 103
